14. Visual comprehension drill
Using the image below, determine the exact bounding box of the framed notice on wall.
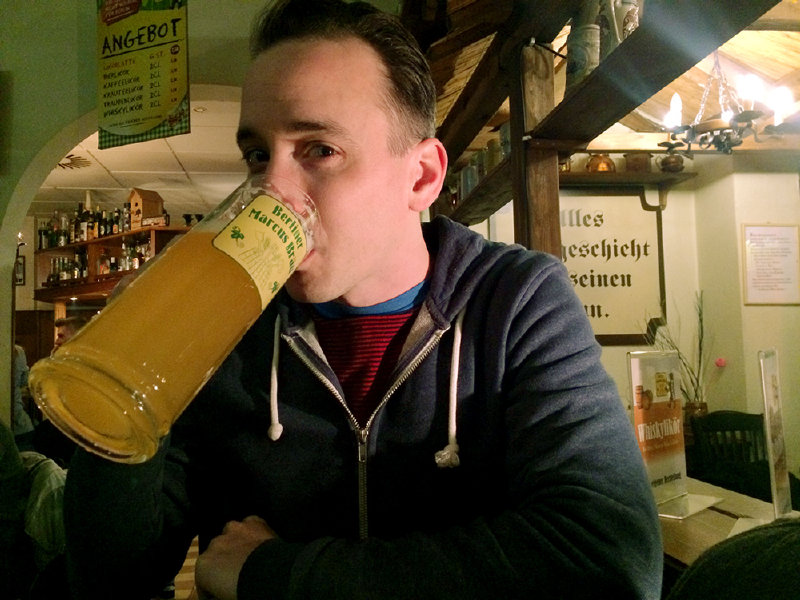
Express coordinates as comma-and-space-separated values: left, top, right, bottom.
560, 187, 665, 345
743, 224, 800, 305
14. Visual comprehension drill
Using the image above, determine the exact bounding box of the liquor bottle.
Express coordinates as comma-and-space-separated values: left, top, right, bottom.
69, 208, 79, 244
119, 241, 129, 271
138, 237, 151, 263
73, 203, 82, 243
113, 208, 121, 234
93, 209, 102, 239
30, 176, 317, 463
48, 258, 58, 284
58, 256, 68, 281
78, 203, 88, 243
48, 211, 60, 248
97, 247, 110, 275
130, 241, 140, 270
122, 204, 131, 232
86, 211, 96, 242
38, 219, 50, 250
57, 211, 69, 247
99, 210, 107, 237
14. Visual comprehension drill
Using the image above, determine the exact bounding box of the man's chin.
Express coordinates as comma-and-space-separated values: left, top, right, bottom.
284, 277, 331, 305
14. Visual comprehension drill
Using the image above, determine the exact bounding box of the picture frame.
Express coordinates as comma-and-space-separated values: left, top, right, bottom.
742, 224, 800, 305
14, 254, 25, 286
560, 186, 666, 345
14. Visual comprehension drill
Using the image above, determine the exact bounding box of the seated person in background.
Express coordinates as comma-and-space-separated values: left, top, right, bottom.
32, 316, 89, 467
12, 344, 35, 450
0, 422, 67, 600
51, 316, 88, 355
63, 2, 663, 599
666, 517, 800, 600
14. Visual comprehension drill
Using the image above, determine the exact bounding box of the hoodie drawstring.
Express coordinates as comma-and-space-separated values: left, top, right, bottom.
434, 307, 465, 468
268, 307, 464, 468
268, 314, 284, 441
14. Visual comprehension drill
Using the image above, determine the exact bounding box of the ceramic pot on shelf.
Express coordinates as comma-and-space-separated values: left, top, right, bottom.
585, 153, 616, 173
656, 153, 685, 173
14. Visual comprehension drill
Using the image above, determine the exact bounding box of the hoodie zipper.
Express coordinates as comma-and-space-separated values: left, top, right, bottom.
285, 325, 447, 540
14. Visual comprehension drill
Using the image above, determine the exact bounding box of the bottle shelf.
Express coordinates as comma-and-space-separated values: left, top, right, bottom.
34, 225, 189, 304
34, 225, 189, 255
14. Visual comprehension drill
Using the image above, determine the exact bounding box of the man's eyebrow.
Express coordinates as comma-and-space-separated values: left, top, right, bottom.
236, 120, 352, 146
236, 126, 259, 147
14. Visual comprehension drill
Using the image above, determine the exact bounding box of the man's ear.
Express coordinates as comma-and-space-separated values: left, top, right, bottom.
408, 137, 448, 212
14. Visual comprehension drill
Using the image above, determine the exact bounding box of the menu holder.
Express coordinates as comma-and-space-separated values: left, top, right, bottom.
628, 351, 719, 519
658, 493, 721, 520
758, 348, 793, 519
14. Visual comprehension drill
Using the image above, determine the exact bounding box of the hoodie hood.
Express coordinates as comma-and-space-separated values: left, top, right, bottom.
422, 215, 529, 325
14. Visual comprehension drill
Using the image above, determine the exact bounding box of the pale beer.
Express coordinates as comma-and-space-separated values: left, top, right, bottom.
30, 177, 316, 463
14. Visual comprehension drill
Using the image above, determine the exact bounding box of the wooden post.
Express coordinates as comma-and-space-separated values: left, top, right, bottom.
509, 43, 561, 255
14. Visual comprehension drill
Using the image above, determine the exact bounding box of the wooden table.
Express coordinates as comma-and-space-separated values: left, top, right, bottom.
660, 478, 787, 568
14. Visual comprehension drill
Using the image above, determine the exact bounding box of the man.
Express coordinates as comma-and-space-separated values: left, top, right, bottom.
31, 316, 88, 467
1, 422, 68, 599
51, 316, 88, 355
65, 2, 662, 599
11, 344, 34, 446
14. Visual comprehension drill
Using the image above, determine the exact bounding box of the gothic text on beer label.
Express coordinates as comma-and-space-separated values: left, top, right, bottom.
213, 194, 308, 309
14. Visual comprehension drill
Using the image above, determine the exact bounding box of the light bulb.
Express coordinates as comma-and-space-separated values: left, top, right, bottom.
663, 93, 683, 129
722, 109, 734, 125
736, 73, 764, 111
768, 86, 794, 126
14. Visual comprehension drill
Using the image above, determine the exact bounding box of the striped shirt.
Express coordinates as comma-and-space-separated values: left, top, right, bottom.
312, 309, 418, 426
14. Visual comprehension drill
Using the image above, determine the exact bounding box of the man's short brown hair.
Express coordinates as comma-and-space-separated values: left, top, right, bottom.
250, 0, 437, 154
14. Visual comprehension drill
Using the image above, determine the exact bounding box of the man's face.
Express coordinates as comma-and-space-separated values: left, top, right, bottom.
237, 37, 432, 307
53, 326, 74, 351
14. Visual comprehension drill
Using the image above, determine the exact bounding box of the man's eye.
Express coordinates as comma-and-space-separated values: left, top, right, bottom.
307, 144, 337, 159
242, 149, 269, 168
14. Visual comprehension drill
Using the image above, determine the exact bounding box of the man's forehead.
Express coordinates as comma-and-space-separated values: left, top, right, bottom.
242, 36, 388, 106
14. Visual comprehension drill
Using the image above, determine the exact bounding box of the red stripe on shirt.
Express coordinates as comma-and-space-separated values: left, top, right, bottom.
313, 309, 417, 425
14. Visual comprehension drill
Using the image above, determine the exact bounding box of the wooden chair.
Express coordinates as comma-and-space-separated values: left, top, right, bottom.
690, 410, 767, 471
689, 410, 800, 508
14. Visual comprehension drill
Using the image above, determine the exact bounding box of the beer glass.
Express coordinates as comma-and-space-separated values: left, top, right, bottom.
29, 175, 317, 463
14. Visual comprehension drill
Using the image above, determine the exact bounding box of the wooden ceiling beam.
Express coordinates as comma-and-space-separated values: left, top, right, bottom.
426, 0, 511, 63
436, 0, 584, 161
747, 2, 800, 31
531, 0, 782, 144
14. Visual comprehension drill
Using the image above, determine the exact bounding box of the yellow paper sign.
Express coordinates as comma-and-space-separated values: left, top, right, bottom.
97, 0, 190, 149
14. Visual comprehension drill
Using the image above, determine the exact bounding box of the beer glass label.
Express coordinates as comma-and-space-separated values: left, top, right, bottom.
212, 193, 307, 309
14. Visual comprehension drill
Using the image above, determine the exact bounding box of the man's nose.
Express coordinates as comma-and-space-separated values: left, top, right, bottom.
260, 158, 310, 214
262, 153, 299, 187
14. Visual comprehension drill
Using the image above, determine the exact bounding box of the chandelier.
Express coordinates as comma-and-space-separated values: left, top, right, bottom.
661, 51, 797, 155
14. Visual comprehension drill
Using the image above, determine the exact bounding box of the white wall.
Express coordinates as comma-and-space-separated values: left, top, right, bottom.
602, 184, 701, 415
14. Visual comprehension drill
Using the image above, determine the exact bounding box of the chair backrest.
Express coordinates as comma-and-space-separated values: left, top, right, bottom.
691, 410, 767, 468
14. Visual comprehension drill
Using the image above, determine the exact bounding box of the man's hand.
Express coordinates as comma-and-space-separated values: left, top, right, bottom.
195, 515, 277, 600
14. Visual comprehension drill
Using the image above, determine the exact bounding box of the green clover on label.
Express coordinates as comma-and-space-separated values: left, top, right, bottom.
230, 226, 245, 247
271, 281, 279, 293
